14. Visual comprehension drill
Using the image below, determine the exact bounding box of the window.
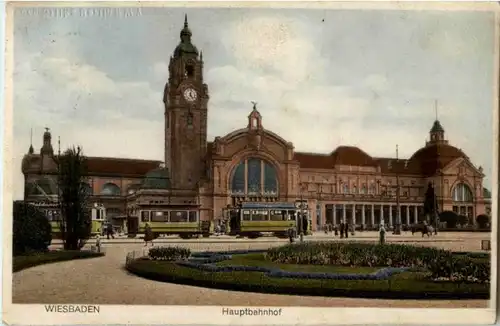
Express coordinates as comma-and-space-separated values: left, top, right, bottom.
141, 211, 150, 222
242, 210, 251, 221
351, 185, 357, 194
185, 65, 194, 77
100, 183, 121, 196
452, 183, 473, 202
187, 113, 193, 127
229, 158, 278, 196
251, 210, 268, 221
361, 184, 367, 194
170, 211, 188, 222
343, 184, 349, 194
151, 211, 168, 222
270, 210, 286, 221
188, 211, 198, 222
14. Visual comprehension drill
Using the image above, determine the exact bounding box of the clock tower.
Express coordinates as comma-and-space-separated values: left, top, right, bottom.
163, 15, 209, 190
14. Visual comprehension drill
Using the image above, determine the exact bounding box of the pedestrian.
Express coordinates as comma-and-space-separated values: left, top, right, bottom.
340, 223, 344, 239
345, 222, 349, 238
106, 223, 115, 240
144, 223, 154, 246
95, 234, 101, 253
334, 224, 338, 236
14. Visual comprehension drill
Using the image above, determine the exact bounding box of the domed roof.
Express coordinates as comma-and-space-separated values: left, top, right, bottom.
173, 42, 198, 57
409, 143, 467, 176
141, 167, 171, 189
330, 146, 375, 166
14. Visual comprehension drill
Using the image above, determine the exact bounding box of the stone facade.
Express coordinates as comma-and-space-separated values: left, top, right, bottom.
20, 16, 490, 231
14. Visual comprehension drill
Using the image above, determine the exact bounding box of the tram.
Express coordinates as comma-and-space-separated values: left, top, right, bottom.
224, 202, 312, 238
126, 208, 211, 239
32, 202, 105, 238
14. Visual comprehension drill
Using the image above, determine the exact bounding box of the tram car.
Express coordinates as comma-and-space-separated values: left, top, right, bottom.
127, 208, 212, 239
225, 202, 312, 239
45, 204, 105, 238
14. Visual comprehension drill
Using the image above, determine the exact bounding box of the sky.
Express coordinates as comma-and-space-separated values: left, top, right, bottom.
11, 5, 496, 200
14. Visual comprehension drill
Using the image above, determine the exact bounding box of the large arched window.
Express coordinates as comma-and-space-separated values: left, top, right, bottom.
452, 183, 473, 202
230, 158, 278, 195
100, 183, 121, 196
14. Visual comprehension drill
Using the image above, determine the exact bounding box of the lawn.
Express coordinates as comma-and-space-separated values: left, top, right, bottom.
13, 250, 104, 272
216, 253, 378, 274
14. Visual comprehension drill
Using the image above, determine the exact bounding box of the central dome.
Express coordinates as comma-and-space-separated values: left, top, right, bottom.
141, 167, 171, 189
409, 143, 467, 176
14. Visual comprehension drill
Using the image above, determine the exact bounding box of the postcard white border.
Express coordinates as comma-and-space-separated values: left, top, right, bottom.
2, 1, 499, 325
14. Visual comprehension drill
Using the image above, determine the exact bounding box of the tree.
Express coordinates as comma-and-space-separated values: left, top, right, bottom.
58, 146, 91, 250
458, 215, 469, 226
13, 201, 52, 256
439, 211, 459, 228
423, 182, 439, 223
476, 214, 490, 229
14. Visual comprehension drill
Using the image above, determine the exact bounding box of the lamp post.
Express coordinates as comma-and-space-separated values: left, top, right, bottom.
433, 180, 439, 235
393, 145, 402, 235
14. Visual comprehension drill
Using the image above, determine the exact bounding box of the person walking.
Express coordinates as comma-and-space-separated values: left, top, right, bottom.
144, 223, 154, 246
345, 222, 349, 238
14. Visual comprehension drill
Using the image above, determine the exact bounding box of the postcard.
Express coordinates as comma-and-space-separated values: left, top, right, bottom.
2, 1, 498, 325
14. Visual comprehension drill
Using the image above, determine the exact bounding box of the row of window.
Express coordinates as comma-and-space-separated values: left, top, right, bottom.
140, 210, 198, 223
239, 209, 307, 221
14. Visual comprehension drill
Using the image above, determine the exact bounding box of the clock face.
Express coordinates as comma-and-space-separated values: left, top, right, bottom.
183, 88, 197, 102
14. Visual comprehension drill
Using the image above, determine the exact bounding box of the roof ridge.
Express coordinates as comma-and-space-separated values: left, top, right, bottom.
88, 156, 162, 163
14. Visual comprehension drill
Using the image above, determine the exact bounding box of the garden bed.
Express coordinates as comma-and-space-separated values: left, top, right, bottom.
13, 250, 105, 272
125, 246, 490, 299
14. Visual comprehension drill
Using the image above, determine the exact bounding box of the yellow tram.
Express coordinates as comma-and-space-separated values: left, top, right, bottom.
44, 203, 106, 238
225, 202, 312, 238
127, 208, 211, 239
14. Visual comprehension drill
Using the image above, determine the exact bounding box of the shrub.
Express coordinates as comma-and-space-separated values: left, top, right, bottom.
439, 211, 459, 228
13, 201, 52, 256
148, 246, 191, 261
476, 215, 490, 229
266, 242, 452, 268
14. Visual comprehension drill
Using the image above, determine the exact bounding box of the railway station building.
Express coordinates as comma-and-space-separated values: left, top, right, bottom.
21, 16, 491, 232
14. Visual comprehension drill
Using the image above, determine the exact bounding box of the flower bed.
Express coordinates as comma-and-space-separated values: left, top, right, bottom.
125, 248, 489, 299
266, 242, 490, 283
177, 250, 411, 280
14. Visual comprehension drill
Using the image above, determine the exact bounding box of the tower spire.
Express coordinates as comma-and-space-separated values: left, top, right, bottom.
184, 13, 188, 28
396, 144, 399, 161
434, 99, 438, 121
28, 128, 34, 154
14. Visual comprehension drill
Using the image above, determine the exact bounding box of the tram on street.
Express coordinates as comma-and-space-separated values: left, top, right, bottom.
31, 201, 106, 238
223, 202, 312, 239
126, 208, 211, 239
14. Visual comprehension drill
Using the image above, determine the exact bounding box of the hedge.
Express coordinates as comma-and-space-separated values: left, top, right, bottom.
13, 250, 105, 272
148, 247, 191, 261
125, 249, 490, 299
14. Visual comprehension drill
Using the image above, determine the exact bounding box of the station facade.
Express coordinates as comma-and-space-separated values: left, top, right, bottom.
21, 16, 491, 232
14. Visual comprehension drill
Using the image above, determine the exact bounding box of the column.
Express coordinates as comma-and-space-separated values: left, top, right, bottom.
380, 204, 384, 225
414, 206, 418, 223
351, 204, 356, 225
320, 203, 326, 227
333, 204, 337, 225
406, 205, 410, 225
371, 204, 375, 225
389, 205, 393, 226
361, 204, 366, 225
342, 204, 346, 223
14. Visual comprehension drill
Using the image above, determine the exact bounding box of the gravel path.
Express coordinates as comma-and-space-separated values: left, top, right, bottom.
12, 233, 490, 308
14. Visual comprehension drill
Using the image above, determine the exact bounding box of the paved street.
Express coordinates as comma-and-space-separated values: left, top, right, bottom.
12, 232, 491, 307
